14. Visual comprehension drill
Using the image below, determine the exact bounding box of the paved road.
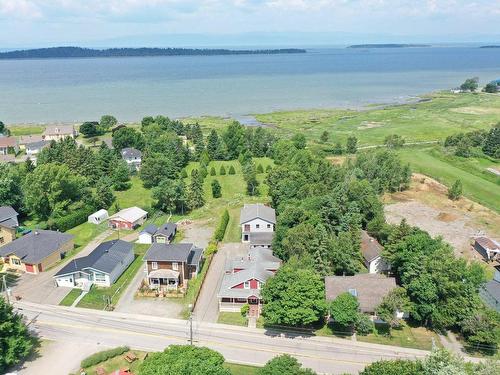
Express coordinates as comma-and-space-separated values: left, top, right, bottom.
193, 243, 248, 322
17, 301, 461, 375
9, 229, 112, 305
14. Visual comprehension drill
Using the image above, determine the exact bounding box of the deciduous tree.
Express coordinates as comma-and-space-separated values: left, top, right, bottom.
258, 354, 316, 375
330, 292, 359, 327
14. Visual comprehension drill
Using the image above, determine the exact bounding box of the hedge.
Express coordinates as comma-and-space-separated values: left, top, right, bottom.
213, 209, 229, 242
51, 206, 95, 232
81, 346, 129, 368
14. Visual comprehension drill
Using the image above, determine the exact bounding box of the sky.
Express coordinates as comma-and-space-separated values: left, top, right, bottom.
0, 0, 499, 48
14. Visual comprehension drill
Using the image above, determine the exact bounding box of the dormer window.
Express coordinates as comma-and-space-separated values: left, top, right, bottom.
244, 281, 250, 289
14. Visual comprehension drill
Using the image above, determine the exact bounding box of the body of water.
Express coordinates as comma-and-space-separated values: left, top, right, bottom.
1, 47, 500, 124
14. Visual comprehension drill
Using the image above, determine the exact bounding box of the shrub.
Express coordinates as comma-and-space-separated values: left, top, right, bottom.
191, 169, 198, 177
228, 165, 236, 175
355, 314, 375, 336
51, 206, 95, 232
205, 241, 218, 256
81, 346, 129, 368
211, 179, 222, 198
181, 169, 188, 178
448, 179, 463, 200
210, 166, 217, 176
265, 165, 272, 173
214, 209, 230, 242
241, 304, 250, 317
256, 164, 264, 174
200, 166, 208, 179
220, 165, 226, 175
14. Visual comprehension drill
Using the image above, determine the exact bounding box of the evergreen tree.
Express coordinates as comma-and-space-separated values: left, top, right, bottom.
94, 177, 115, 209
181, 169, 188, 178
291, 134, 307, 149
266, 165, 272, 173
206, 129, 221, 160
228, 165, 236, 175
223, 121, 246, 159
346, 136, 358, 154
200, 165, 208, 179
312, 224, 332, 276
220, 165, 226, 175
482, 124, 500, 158
243, 162, 259, 196
112, 160, 131, 191
187, 169, 205, 209
211, 179, 222, 198
332, 142, 343, 155
448, 179, 463, 200
320, 131, 329, 143
256, 164, 264, 174
210, 166, 217, 176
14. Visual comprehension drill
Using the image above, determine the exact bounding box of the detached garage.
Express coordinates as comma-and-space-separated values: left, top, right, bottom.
88, 209, 109, 225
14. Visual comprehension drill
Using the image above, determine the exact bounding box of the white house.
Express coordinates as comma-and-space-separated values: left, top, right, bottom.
25, 140, 50, 164
121, 148, 142, 171
54, 240, 133, 289
42, 125, 77, 141
88, 209, 109, 225
360, 231, 390, 274
240, 204, 276, 244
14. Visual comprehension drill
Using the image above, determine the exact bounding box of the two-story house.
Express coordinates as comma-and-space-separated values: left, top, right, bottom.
218, 247, 281, 317
0, 206, 19, 246
143, 243, 203, 291
121, 147, 142, 171
240, 203, 276, 248
361, 231, 390, 274
42, 125, 77, 141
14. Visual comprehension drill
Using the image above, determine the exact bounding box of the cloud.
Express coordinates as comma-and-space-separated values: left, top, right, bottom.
0, 0, 42, 19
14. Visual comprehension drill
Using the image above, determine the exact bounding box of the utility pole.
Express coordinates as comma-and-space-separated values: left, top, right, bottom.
2, 274, 10, 304
188, 303, 193, 345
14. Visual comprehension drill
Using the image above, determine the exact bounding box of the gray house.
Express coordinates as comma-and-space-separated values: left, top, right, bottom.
240, 203, 276, 245
54, 240, 134, 289
480, 265, 500, 312
138, 223, 177, 244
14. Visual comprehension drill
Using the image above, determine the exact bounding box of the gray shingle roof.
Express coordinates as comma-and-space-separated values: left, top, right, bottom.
0, 206, 19, 228
325, 274, 397, 313
26, 140, 50, 151
482, 280, 500, 304
155, 223, 177, 238
141, 224, 158, 235
249, 232, 275, 246
360, 231, 383, 262
240, 204, 276, 225
54, 239, 133, 277
0, 230, 74, 264
121, 147, 142, 160
144, 243, 202, 263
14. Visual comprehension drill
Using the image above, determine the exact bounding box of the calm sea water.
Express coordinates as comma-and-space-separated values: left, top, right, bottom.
1, 47, 500, 124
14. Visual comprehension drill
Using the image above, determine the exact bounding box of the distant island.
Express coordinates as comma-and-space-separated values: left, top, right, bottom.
0, 46, 307, 59
348, 44, 430, 49
480, 45, 500, 49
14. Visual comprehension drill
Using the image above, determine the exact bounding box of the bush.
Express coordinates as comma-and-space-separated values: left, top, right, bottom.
355, 314, 375, 336
205, 241, 218, 256
51, 206, 95, 232
214, 209, 230, 241
220, 165, 226, 175
81, 346, 129, 368
256, 164, 264, 174
228, 165, 236, 175
265, 165, 272, 173
448, 179, 463, 200
181, 169, 188, 178
241, 304, 250, 317
210, 166, 217, 176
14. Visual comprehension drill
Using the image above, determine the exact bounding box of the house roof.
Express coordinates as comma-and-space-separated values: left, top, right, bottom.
43, 125, 75, 136
154, 223, 177, 238
475, 237, 500, 251
0, 230, 74, 264
240, 204, 276, 225
26, 140, 50, 151
0, 206, 19, 229
0, 155, 16, 164
148, 268, 179, 279
89, 209, 109, 219
482, 280, 500, 304
19, 135, 44, 145
141, 224, 158, 235
54, 240, 132, 277
360, 231, 383, 262
121, 148, 142, 159
249, 232, 275, 246
325, 274, 397, 313
144, 243, 202, 264
109, 207, 147, 223
0, 137, 18, 148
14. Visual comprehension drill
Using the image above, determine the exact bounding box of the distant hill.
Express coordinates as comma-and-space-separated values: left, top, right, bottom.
0, 46, 307, 59
480, 45, 500, 49
347, 44, 430, 49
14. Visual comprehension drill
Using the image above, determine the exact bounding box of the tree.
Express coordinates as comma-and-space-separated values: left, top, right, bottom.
220, 165, 226, 175
332, 142, 343, 155
482, 124, 500, 158
292, 134, 307, 150
454, 138, 471, 157
355, 313, 375, 335
320, 131, 329, 143
94, 177, 115, 209
228, 165, 236, 175
261, 264, 327, 326
222, 121, 246, 159
384, 134, 405, 149
0, 121, 6, 135
256, 164, 264, 174
360, 359, 422, 375
112, 160, 131, 191
211, 179, 222, 198
375, 287, 411, 329
346, 136, 358, 154
243, 161, 259, 196
448, 179, 462, 200
138, 345, 230, 375
484, 82, 498, 93
0, 297, 34, 372
152, 179, 187, 214
422, 348, 466, 374
329, 231, 362, 276
112, 127, 145, 151
0, 164, 23, 211
330, 292, 359, 328
460, 77, 479, 92
140, 153, 180, 188
187, 169, 205, 209
207, 129, 221, 160
79, 121, 100, 137
99, 115, 117, 131
461, 308, 500, 353
210, 166, 216, 176
258, 354, 316, 375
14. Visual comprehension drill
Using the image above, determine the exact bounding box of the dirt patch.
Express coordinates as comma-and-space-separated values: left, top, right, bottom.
177, 219, 213, 248
384, 174, 500, 259
357, 121, 384, 130
450, 106, 500, 115
326, 156, 347, 165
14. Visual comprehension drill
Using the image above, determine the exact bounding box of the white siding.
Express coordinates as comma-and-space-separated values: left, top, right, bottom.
368, 256, 391, 274
138, 232, 153, 244
55, 275, 76, 288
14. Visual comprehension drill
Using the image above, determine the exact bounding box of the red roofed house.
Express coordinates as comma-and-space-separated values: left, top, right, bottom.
0, 137, 19, 155
218, 247, 281, 317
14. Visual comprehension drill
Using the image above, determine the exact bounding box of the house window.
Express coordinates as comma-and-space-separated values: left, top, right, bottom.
267, 224, 271, 229
244, 281, 250, 289
257, 281, 261, 289
0, 236, 4, 244
348, 288, 358, 297
151, 262, 158, 270
256, 224, 260, 229
94, 273, 106, 283
172, 262, 179, 271
11, 258, 21, 266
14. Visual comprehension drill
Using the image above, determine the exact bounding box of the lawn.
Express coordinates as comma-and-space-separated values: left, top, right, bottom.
224, 363, 260, 375
7, 125, 45, 136
114, 176, 154, 210
218, 312, 247, 327
397, 146, 500, 212
77, 243, 150, 310
255, 92, 500, 148
59, 289, 82, 307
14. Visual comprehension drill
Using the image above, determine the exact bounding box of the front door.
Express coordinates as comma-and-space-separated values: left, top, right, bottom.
25, 264, 35, 273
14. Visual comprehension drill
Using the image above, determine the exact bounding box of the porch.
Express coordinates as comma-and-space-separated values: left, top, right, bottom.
219, 296, 262, 317
147, 269, 181, 291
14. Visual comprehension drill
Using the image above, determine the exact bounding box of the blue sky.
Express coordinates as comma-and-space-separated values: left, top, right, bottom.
0, 1, 499, 47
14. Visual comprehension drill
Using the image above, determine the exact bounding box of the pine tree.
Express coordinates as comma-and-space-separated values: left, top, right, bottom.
320, 131, 329, 143
346, 136, 358, 154
220, 165, 226, 175
210, 166, 216, 176
187, 169, 205, 209
206, 129, 220, 160
211, 179, 222, 198
94, 177, 115, 208
112, 161, 131, 191
265, 165, 272, 173
228, 165, 236, 175
181, 169, 188, 178
256, 164, 264, 174
313, 224, 331, 276
448, 179, 463, 200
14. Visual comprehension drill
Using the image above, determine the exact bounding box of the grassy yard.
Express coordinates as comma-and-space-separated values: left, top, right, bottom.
397, 146, 500, 212
217, 312, 248, 327
224, 363, 260, 375
114, 176, 154, 211
255, 92, 500, 147
7, 125, 45, 136
77, 244, 150, 310
59, 289, 82, 307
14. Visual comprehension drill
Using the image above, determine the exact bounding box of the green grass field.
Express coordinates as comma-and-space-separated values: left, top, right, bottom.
77, 243, 149, 310
255, 92, 500, 147
217, 312, 248, 326
8, 125, 45, 136
59, 289, 82, 307
114, 176, 154, 210
397, 147, 500, 212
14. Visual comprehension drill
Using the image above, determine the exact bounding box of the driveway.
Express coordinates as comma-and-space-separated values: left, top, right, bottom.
179, 219, 213, 248
9, 229, 112, 305
193, 242, 248, 322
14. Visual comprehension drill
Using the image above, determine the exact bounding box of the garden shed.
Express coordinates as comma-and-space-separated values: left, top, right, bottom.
88, 209, 109, 225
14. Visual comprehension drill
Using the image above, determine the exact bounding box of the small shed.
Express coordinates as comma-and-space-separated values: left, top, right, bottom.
88, 209, 109, 225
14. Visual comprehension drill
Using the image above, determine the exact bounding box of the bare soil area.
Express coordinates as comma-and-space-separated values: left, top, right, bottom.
384, 174, 500, 259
